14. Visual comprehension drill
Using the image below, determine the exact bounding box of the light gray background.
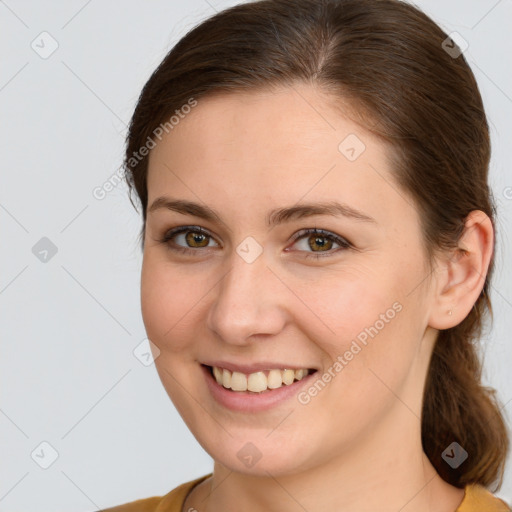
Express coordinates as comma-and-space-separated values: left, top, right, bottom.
1, 1, 511, 510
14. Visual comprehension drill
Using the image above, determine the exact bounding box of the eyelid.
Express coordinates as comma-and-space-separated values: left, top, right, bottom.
289, 227, 350, 246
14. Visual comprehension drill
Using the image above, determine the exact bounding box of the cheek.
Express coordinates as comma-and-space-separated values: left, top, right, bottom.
140, 255, 204, 351
288, 263, 398, 345
293, 263, 421, 390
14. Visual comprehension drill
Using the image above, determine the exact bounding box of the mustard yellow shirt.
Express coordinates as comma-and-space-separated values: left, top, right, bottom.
98, 473, 511, 512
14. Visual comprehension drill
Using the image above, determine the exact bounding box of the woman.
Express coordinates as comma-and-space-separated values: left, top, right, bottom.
102, 0, 510, 510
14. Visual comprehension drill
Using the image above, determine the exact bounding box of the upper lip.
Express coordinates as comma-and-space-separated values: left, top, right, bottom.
201, 361, 318, 374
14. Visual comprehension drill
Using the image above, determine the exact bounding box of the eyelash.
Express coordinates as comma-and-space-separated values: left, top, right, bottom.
158, 225, 352, 260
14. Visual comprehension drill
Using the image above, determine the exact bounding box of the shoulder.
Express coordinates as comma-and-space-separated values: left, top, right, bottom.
96, 474, 213, 512
456, 484, 511, 512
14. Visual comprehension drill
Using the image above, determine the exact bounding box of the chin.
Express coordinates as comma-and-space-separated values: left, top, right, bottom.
199, 434, 313, 477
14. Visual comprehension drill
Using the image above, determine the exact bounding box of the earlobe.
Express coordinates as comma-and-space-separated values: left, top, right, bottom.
428, 210, 494, 330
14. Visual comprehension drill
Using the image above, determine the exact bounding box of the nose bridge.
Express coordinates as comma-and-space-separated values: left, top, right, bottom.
207, 245, 284, 343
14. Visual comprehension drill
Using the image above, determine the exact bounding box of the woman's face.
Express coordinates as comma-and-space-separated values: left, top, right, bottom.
141, 84, 438, 476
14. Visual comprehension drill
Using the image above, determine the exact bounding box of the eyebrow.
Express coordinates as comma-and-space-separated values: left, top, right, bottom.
148, 197, 377, 227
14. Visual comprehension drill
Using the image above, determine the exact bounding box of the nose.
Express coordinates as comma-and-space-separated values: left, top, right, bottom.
206, 246, 287, 346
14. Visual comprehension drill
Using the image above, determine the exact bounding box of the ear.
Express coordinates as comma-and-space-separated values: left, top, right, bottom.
428, 210, 494, 330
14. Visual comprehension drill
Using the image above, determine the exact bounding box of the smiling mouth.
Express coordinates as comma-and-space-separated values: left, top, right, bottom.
203, 364, 318, 393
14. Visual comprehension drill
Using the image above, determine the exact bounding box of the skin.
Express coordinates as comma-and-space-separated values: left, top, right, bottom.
140, 83, 493, 512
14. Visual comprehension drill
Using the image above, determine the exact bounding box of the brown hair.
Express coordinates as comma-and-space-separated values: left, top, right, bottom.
123, 0, 509, 491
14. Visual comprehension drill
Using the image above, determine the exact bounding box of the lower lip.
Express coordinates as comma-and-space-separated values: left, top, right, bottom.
201, 364, 318, 412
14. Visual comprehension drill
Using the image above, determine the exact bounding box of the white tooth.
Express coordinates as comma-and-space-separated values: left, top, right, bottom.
282, 369, 295, 385
295, 368, 305, 380
222, 368, 231, 388
216, 366, 310, 392
231, 371, 248, 391
247, 371, 267, 392
267, 369, 283, 389
213, 366, 223, 385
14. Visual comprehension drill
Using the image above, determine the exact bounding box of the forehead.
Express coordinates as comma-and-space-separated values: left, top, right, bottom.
152, 85, 364, 158
150, 86, 378, 175
145, 84, 414, 228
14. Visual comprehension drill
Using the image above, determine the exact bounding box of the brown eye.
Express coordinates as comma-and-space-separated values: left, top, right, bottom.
307, 234, 334, 252
159, 226, 219, 254
289, 228, 351, 259
184, 230, 210, 247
